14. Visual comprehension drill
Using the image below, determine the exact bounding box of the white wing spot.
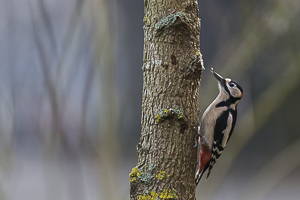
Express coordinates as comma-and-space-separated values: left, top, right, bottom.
221, 112, 233, 147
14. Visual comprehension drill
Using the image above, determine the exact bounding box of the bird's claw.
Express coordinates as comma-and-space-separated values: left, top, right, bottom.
194, 133, 201, 148
191, 124, 200, 148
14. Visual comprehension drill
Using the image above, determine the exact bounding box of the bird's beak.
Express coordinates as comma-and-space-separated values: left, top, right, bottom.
210, 68, 225, 87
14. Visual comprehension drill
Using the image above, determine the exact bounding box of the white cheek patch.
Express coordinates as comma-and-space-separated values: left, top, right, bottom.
231, 88, 242, 98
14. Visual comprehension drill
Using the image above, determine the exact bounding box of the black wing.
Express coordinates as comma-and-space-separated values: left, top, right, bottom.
205, 108, 237, 179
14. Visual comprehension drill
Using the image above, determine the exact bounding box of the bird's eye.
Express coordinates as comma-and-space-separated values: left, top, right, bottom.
229, 82, 235, 87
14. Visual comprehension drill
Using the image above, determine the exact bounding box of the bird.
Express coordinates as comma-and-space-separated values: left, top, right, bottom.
195, 68, 243, 186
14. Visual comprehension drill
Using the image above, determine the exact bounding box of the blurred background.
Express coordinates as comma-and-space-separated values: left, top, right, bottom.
0, 0, 299, 199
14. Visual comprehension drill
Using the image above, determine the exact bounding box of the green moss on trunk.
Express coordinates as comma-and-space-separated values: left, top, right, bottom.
130, 1, 203, 199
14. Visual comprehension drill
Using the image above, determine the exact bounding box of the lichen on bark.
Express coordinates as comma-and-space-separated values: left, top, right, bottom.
130, 1, 204, 199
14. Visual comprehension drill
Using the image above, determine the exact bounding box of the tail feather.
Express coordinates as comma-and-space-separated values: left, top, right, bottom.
195, 146, 212, 186
204, 141, 223, 180
195, 170, 204, 186
196, 166, 214, 185
205, 166, 213, 180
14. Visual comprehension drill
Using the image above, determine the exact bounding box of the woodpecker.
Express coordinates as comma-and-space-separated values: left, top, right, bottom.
195, 68, 243, 186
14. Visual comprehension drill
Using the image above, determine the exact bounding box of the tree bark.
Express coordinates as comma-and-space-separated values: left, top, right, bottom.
130, 1, 203, 199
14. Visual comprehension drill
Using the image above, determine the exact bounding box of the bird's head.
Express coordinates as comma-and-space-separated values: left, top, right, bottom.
211, 68, 243, 100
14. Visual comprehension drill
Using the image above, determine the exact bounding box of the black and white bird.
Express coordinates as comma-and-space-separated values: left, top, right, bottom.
195, 68, 243, 186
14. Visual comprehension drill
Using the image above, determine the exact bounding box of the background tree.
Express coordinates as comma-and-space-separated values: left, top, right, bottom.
129, 0, 204, 199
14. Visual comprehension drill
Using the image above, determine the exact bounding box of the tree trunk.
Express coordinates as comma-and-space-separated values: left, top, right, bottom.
130, 1, 203, 199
